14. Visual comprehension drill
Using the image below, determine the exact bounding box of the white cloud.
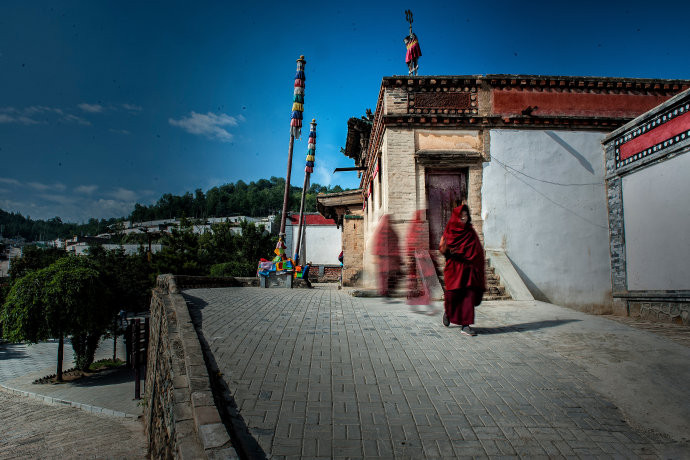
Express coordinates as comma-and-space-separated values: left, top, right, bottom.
109, 128, 131, 135
313, 161, 333, 187
0, 177, 21, 186
0, 111, 41, 125
28, 181, 66, 191
24, 106, 64, 116
62, 113, 91, 126
38, 194, 76, 205
108, 187, 138, 201
75, 184, 98, 194
122, 103, 143, 112
168, 111, 242, 142
78, 103, 104, 113
0, 105, 92, 125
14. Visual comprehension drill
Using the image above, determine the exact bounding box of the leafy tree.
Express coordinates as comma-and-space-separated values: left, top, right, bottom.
87, 245, 153, 313
154, 219, 202, 276
8, 245, 65, 279
1, 257, 107, 379
45, 257, 108, 371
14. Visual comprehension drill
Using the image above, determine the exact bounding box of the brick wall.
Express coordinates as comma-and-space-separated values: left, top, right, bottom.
384, 87, 408, 115
342, 213, 363, 286
145, 274, 238, 459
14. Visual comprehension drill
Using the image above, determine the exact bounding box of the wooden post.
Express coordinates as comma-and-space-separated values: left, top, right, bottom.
133, 319, 140, 400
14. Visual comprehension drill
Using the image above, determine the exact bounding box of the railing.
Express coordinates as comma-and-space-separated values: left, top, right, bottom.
125, 317, 149, 400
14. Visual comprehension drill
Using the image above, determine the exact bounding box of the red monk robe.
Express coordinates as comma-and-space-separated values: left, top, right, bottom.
440, 205, 486, 329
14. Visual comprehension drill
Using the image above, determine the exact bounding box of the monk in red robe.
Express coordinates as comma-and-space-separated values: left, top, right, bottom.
439, 204, 485, 336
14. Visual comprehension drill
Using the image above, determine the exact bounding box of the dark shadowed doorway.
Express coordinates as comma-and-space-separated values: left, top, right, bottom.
426, 169, 467, 249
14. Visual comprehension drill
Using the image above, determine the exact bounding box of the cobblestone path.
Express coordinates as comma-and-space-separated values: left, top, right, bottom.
0, 390, 146, 459
183, 286, 688, 459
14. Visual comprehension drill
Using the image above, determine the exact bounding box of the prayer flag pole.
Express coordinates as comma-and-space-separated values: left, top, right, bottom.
279, 55, 306, 245
294, 119, 317, 265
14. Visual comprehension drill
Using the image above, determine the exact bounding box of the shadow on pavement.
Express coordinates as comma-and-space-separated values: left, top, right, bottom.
183, 293, 268, 460
0, 344, 29, 360
475, 319, 580, 335
72, 367, 136, 387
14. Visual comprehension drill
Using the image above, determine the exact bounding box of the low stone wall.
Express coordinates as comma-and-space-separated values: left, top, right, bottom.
627, 299, 690, 325
145, 274, 239, 459
174, 275, 259, 289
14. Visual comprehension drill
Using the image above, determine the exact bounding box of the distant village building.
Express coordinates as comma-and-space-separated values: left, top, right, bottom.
115, 215, 275, 236
285, 212, 342, 282
603, 87, 690, 324
319, 74, 690, 312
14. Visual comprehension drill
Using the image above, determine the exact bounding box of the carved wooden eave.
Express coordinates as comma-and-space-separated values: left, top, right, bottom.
381, 114, 628, 130
343, 118, 373, 167
316, 189, 363, 228
485, 74, 690, 93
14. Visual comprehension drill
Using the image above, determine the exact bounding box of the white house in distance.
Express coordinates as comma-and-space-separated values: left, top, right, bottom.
285, 212, 341, 280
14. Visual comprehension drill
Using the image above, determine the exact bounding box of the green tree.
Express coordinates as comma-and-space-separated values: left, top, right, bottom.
8, 245, 65, 279
1, 257, 107, 379
154, 219, 202, 276
45, 257, 108, 371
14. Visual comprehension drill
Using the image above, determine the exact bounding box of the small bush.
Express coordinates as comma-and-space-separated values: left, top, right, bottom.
209, 261, 256, 277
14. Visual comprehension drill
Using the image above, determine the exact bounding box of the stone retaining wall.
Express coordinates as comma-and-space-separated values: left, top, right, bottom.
627, 299, 690, 325
145, 274, 239, 459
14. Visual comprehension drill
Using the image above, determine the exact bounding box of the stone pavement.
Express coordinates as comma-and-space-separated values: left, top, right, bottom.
183, 285, 690, 459
0, 390, 146, 459
0, 337, 146, 459
0, 337, 143, 417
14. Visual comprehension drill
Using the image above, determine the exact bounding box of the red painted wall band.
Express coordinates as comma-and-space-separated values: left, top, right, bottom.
619, 110, 690, 161
493, 89, 670, 118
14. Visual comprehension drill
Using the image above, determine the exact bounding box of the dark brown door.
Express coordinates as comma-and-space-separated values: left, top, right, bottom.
426, 170, 467, 250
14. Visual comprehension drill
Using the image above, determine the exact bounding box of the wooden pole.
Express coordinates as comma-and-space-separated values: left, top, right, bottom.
294, 172, 309, 264
279, 133, 295, 238
279, 55, 306, 240
294, 119, 317, 264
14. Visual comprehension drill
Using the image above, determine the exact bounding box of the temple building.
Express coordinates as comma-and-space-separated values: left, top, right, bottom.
318, 75, 690, 313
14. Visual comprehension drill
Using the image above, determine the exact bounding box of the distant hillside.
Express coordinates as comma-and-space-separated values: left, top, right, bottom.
129, 177, 344, 222
0, 209, 119, 241
0, 177, 347, 240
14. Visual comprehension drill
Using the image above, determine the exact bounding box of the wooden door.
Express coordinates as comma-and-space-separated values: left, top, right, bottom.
426, 170, 467, 250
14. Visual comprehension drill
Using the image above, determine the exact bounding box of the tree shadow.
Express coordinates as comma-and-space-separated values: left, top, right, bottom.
71, 366, 135, 387
474, 319, 580, 335
183, 292, 268, 460
0, 344, 29, 360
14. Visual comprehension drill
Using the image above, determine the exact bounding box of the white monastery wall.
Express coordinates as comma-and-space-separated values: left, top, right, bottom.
289, 225, 341, 266
622, 151, 690, 290
482, 129, 612, 310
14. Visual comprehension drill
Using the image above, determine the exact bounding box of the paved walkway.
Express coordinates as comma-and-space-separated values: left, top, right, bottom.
0, 390, 146, 459
0, 338, 143, 417
183, 286, 690, 459
0, 337, 146, 459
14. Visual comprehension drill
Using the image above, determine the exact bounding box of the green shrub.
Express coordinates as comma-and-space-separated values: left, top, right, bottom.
209, 261, 256, 277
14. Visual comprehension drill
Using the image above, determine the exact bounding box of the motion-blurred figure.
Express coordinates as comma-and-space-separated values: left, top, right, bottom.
372, 214, 402, 299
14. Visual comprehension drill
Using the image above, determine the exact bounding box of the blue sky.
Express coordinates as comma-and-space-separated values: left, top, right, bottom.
1, 0, 688, 223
